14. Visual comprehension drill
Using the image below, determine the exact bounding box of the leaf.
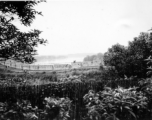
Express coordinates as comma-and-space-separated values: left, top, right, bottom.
128, 110, 136, 119
124, 106, 131, 110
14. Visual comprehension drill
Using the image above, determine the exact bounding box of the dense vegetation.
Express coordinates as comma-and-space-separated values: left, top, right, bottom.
0, 1, 47, 63
0, 78, 151, 120
103, 32, 152, 79
0, 97, 71, 120
0, 1, 152, 120
83, 53, 104, 63
1, 29, 152, 119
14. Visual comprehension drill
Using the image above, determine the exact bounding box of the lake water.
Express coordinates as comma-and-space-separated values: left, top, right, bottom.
33, 56, 84, 65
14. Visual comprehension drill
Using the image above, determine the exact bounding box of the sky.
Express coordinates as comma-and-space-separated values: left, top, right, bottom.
14, 0, 152, 56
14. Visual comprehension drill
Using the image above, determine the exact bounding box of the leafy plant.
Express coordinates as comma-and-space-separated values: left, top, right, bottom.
138, 78, 152, 116
42, 97, 72, 120
0, 97, 72, 120
83, 87, 149, 120
138, 78, 152, 96
0, 99, 38, 120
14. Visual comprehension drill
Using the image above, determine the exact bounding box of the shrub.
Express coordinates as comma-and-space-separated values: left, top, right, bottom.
0, 97, 72, 120
0, 99, 38, 120
83, 87, 149, 120
42, 97, 72, 120
138, 78, 152, 115
138, 78, 152, 97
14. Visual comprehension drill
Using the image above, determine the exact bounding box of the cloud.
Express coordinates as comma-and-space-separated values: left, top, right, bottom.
121, 24, 131, 29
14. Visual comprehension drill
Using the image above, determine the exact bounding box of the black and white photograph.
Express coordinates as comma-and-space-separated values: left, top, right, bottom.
0, 0, 152, 120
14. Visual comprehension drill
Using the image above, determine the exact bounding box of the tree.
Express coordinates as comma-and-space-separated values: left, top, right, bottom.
83, 55, 96, 61
145, 30, 152, 76
0, 1, 47, 63
126, 32, 150, 78
83, 53, 104, 64
103, 44, 127, 78
103, 32, 152, 78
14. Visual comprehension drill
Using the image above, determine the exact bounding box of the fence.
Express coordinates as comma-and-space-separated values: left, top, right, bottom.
0, 79, 147, 120
1, 60, 101, 72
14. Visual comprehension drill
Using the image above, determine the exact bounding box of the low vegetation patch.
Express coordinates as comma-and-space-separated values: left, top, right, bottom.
83, 87, 150, 120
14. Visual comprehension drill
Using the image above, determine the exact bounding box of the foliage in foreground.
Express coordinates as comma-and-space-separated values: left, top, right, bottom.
0, 79, 151, 120
138, 78, 152, 111
83, 87, 150, 120
0, 97, 71, 120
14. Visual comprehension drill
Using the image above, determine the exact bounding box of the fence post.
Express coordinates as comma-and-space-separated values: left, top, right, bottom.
10, 60, 11, 67
38, 65, 39, 70
22, 64, 23, 70
15, 62, 16, 68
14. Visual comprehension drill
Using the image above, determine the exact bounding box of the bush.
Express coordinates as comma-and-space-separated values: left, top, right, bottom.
138, 78, 152, 115
42, 97, 71, 120
0, 97, 72, 120
83, 87, 149, 120
0, 99, 38, 120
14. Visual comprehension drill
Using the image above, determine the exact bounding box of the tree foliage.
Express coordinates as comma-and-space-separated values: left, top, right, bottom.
145, 31, 152, 76
126, 33, 150, 77
0, 1, 47, 63
104, 44, 127, 78
104, 32, 152, 78
83, 53, 104, 64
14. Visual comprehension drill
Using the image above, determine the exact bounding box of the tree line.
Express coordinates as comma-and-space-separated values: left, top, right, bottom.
103, 32, 152, 79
